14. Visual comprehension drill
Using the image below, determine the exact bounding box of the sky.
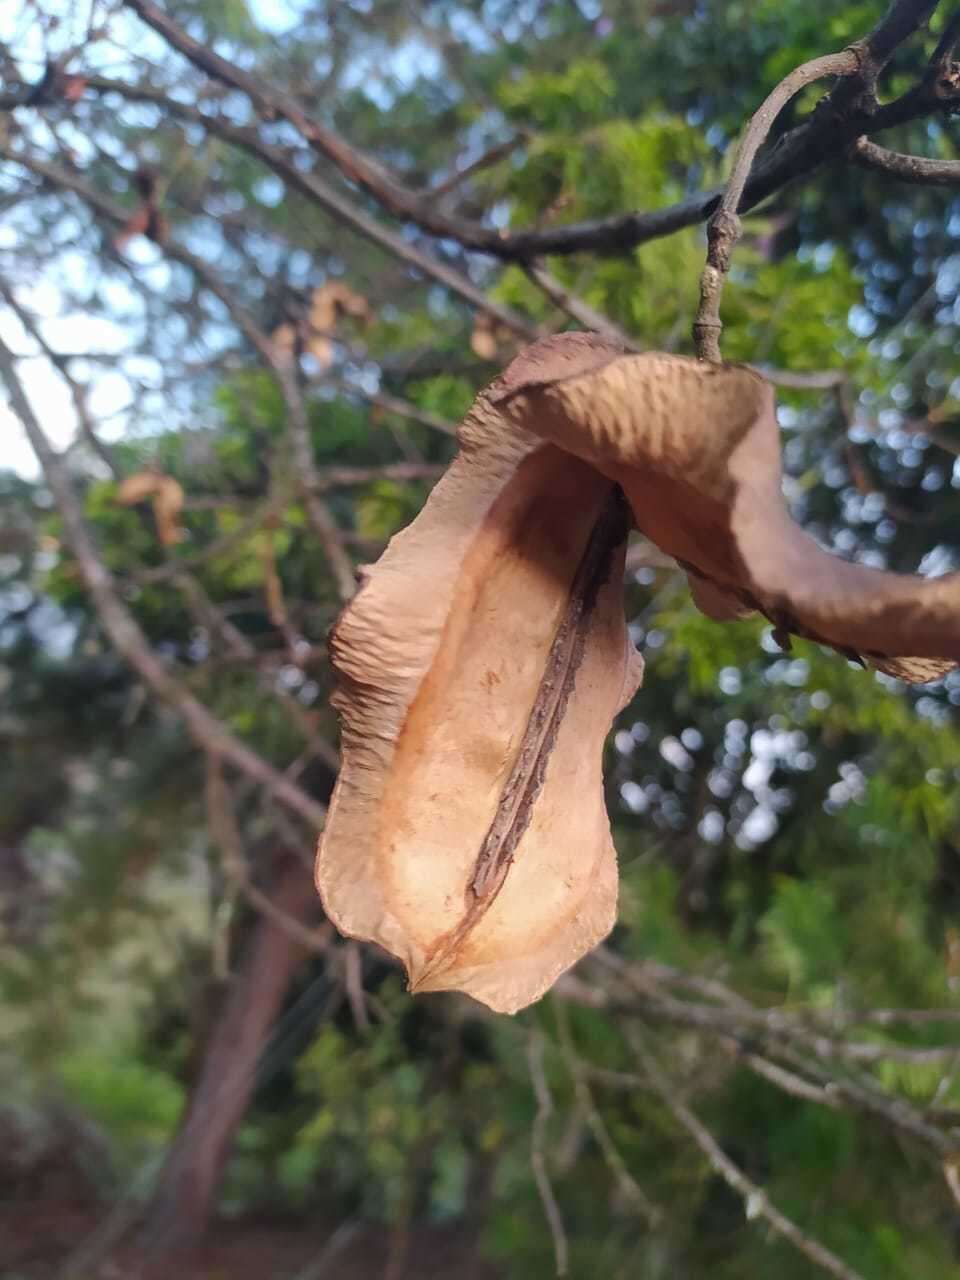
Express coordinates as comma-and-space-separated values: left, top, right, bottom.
1, 1, 143, 477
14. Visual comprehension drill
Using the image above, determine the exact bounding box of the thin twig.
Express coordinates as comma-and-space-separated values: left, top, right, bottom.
853, 134, 960, 184
205, 755, 332, 952
593, 954, 960, 1066
429, 134, 528, 199
1, 274, 338, 770
628, 1027, 868, 1280
523, 263, 642, 348
101, 0, 953, 261
0, 333, 328, 831
527, 1029, 569, 1277
288, 1221, 362, 1280
554, 1001, 660, 1226
324, 379, 458, 437
0, 282, 120, 476
343, 941, 371, 1032
579, 954, 960, 1156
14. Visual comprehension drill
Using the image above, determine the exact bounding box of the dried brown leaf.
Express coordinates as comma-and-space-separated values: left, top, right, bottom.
470, 315, 498, 360
62, 74, 87, 103
306, 332, 334, 370
152, 475, 185, 546
309, 281, 371, 332
116, 471, 185, 546
116, 471, 161, 506
471, 312, 516, 362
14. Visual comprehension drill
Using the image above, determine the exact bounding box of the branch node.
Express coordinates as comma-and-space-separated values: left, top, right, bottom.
706, 209, 742, 271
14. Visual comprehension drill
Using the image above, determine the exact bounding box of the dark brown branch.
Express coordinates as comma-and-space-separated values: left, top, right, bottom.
846, 0, 943, 83
0, 332, 328, 831
3, 74, 537, 338
846, 4, 960, 129
693, 1, 952, 359
114, 0, 954, 266
853, 134, 960, 183
930, 8, 960, 65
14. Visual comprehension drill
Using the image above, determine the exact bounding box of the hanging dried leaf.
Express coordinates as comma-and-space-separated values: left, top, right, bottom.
471, 311, 514, 361
318, 332, 960, 1016
113, 204, 152, 252
25, 60, 86, 106
470, 314, 498, 360
115, 472, 161, 506
306, 332, 335, 371
308, 281, 371, 330
113, 168, 168, 251
116, 471, 185, 546
273, 282, 372, 371
151, 476, 185, 547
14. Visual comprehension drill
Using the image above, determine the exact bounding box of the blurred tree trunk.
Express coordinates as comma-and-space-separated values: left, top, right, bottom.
138, 852, 320, 1266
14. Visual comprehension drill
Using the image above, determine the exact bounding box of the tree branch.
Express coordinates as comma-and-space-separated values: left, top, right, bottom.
586, 952, 960, 1157
205, 755, 332, 951
853, 134, 960, 183
0, 332, 328, 831
112, 0, 955, 266
1, 82, 538, 339
526, 1030, 569, 1277
628, 1028, 868, 1280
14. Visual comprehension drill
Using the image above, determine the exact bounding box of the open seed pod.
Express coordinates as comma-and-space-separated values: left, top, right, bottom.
317, 332, 960, 1014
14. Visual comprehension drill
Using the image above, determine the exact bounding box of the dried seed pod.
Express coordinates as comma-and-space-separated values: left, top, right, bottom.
317, 333, 960, 1015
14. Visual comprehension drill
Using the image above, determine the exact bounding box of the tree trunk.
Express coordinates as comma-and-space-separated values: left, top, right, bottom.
137, 853, 320, 1267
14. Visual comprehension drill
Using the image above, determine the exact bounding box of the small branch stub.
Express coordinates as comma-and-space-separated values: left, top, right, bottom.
693, 210, 742, 364
692, 49, 859, 361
